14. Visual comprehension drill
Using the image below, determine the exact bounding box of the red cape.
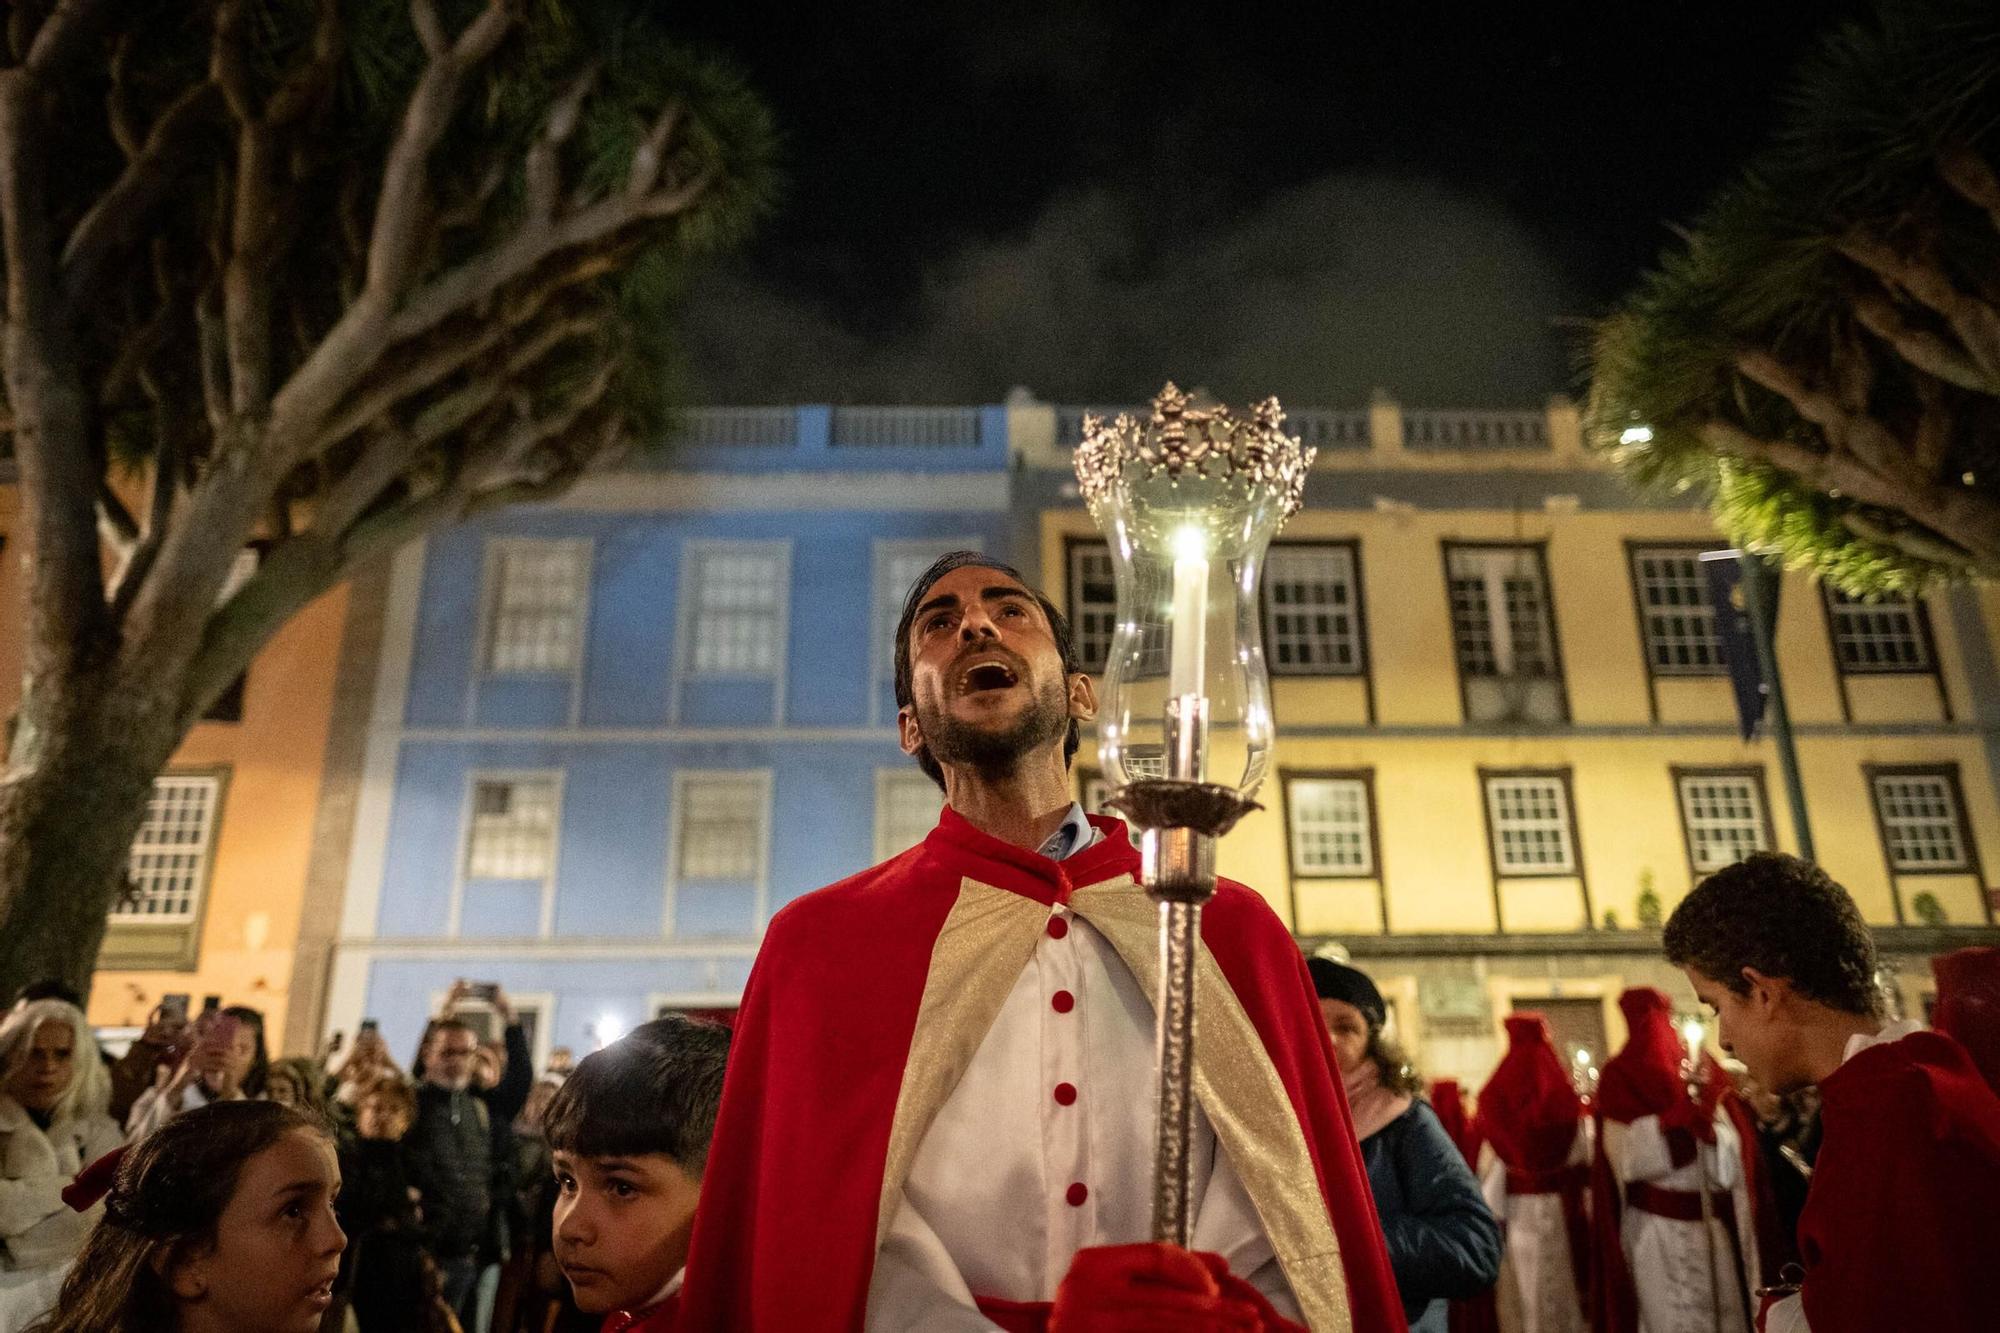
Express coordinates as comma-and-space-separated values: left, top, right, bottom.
1477, 1014, 1589, 1305
675, 809, 1404, 1331
1794, 1029, 2000, 1333
1429, 1080, 1499, 1333
1932, 946, 2000, 1097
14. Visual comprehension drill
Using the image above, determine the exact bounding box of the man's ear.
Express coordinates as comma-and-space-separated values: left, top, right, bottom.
897, 705, 923, 758
1740, 966, 1789, 1013
1067, 672, 1098, 723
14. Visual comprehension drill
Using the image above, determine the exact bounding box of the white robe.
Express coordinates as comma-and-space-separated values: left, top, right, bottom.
1480, 1120, 1592, 1333
863, 897, 1300, 1330
1603, 1110, 1757, 1333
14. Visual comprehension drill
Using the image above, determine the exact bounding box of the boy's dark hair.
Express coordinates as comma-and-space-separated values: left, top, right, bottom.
543, 1016, 730, 1176
891, 550, 1084, 790
1663, 852, 1883, 1017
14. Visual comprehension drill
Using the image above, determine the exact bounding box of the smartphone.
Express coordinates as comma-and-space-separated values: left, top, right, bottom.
359, 1018, 379, 1036
159, 994, 190, 1024
201, 994, 222, 1014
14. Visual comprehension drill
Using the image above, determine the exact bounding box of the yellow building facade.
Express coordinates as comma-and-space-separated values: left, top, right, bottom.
1017, 394, 2000, 1089
0, 482, 352, 1050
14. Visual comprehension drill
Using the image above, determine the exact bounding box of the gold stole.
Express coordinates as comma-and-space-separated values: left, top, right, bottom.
873, 873, 1354, 1332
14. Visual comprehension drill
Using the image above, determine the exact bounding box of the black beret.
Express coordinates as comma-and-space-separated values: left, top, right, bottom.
1307, 957, 1386, 1030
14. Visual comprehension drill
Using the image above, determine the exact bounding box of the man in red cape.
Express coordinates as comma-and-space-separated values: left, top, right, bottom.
1665, 854, 2000, 1333
1474, 1014, 1590, 1333
1586, 987, 1776, 1333
1430, 1080, 1499, 1333
675, 553, 1403, 1332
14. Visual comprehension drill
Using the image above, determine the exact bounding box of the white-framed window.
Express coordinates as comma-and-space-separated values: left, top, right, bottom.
1676, 771, 1770, 874
1826, 588, 1931, 672
113, 775, 223, 922
1067, 541, 1118, 672
1871, 770, 1969, 871
672, 772, 769, 884
875, 768, 943, 861
481, 539, 588, 674
1631, 546, 1723, 674
464, 775, 560, 880
1263, 544, 1364, 675
683, 542, 788, 678
1484, 773, 1577, 876
1285, 775, 1375, 877
1448, 545, 1556, 678
875, 539, 976, 695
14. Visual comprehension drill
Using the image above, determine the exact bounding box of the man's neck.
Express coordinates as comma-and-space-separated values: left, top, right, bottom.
942, 752, 1075, 852
1798, 1007, 1887, 1085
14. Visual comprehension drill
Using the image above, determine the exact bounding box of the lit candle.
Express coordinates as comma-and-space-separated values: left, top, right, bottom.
1680, 1018, 1704, 1067
1169, 526, 1208, 701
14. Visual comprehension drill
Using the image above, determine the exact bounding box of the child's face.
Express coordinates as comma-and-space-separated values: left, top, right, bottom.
552, 1149, 701, 1314
356, 1094, 410, 1141
171, 1128, 346, 1332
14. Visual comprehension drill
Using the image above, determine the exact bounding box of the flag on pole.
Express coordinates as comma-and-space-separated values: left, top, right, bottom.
1700, 549, 1781, 742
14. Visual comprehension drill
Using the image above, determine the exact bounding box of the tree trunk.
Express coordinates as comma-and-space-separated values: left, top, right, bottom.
0, 664, 186, 1006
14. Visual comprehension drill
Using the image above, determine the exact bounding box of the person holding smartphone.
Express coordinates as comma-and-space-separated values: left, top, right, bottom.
124, 1007, 264, 1142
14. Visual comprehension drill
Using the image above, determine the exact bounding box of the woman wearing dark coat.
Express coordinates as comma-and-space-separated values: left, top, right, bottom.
1311, 956, 1502, 1333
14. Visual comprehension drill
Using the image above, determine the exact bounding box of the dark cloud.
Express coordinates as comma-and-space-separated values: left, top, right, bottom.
680, 174, 1580, 408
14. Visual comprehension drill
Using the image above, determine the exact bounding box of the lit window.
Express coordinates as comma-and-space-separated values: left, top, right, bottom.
1485, 774, 1576, 875
465, 777, 559, 880
1631, 547, 1723, 674
675, 775, 767, 882
1677, 772, 1768, 873
483, 540, 587, 674
1872, 772, 1968, 871
115, 776, 222, 922
686, 544, 786, 677
1827, 588, 1930, 672
1067, 542, 1118, 672
1263, 545, 1364, 675
875, 769, 943, 861
1449, 546, 1555, 678
1286, 776, 1374, 876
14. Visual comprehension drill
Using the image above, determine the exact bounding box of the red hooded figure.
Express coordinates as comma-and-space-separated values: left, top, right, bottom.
1431, 1080, 1500, 1333
1475, 1014, 1590, 1333
1933, 946, 2000, 1097
1587, 987, 1774, 1333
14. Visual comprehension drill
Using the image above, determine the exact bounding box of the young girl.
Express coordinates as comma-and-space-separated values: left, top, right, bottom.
28, 1100, 345, 1333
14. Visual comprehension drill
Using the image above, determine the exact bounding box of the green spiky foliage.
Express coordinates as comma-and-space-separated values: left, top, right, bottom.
0, 0, 775, 1004
1587, 0, 2000, 592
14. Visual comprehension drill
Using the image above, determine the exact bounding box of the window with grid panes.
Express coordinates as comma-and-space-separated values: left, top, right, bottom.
464, 777, 558, 880
675, 776, 766, 881
1826, 588, 1930, 671
1263, 545, 1363, 674
1067, 542, 1118, 671
687, 546, 785, 676
1632, 548, 1723, 673
1871, 773, 1968, 870
113, 776, 222, 921
1485, 774, 1576, 875
1448, 547, 1554, 678
483, 540, 586, 674
877, 540, 972, 686
1676, 773, 1769, 873
1286, 777, 1374, 876
875, 769, 943, 861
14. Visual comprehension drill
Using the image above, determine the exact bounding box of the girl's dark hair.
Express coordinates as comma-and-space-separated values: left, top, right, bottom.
28, 1100, 326, 1333
222, 1005, 271, 1098
544, 1016, 729, 1176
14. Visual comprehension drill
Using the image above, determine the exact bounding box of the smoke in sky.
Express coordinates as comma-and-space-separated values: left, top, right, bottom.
678, 173, 1584, 409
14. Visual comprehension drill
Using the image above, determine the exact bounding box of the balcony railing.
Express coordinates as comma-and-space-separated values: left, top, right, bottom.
678, 407, 798, 447
1403, 410, 1548, 450
1288, 408, 1372, 451
1055, 405, 1138, 448
830, 406, 980, 447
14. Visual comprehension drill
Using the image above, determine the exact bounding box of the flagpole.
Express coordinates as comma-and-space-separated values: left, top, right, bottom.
1736, 555, 1815, 863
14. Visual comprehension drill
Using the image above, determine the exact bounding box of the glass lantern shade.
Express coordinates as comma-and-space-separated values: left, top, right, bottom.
1075, 385, 1314, 801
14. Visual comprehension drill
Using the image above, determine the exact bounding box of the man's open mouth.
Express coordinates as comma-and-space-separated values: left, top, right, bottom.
957, 659, 1020, 694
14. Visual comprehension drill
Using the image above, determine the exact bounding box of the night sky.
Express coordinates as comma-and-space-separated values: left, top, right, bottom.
669, 1, 1873, 408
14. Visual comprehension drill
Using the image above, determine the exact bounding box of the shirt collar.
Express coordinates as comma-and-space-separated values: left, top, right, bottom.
1036, 802, 1099, 861
1841, 1016, 1926, 1066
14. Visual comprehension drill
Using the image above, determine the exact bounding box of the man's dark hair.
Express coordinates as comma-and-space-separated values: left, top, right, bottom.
542, 1015, 730, 1176
891, 550, 1083, 790
1663, 852, 1883, 1017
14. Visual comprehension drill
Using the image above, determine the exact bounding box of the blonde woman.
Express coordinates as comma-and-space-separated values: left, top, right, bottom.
0, 1000, 122, 1333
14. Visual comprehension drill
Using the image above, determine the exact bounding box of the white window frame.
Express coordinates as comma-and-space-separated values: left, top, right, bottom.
672, 541, 791, 720
449, 770, 564, 939
1066, 540, 1118, 673
114, 774, 226, 924
1484, 772, 1578, 877
1675, 770, 1771, 874
1262, 543, 1366, 677
871, 538, 978, 724
1284, 774, 1376, 878
1825, 587, 1932, 674
1630, 545, 1724, 675
476, 537, 591, 677
664, 769, 772, 938
1870, 769, 1971, 872
874, 767, 943, 862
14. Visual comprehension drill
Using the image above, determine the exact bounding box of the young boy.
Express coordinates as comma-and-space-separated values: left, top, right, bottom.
1663, 852, 2000, 1332
544, 1015, 729, 1332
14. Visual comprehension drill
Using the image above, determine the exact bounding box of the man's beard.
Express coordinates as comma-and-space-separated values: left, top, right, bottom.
918, 675, 1070, 779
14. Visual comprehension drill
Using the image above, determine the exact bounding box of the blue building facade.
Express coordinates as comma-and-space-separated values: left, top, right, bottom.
324, 406, 1015, 1066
